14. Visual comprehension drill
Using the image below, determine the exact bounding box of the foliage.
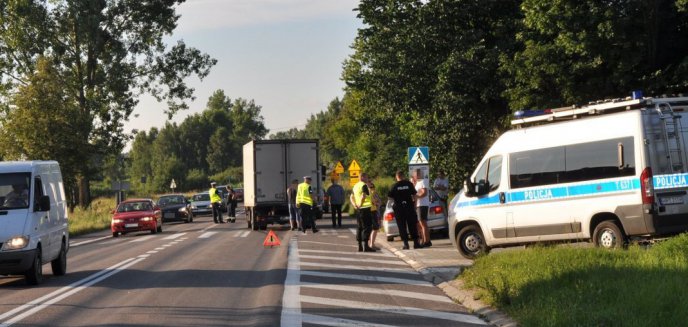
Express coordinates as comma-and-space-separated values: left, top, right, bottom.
68, 197, 117, 236
462, 235, 688, 326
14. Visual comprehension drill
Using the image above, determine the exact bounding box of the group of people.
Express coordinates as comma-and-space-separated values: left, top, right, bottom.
209, 182, 238, 224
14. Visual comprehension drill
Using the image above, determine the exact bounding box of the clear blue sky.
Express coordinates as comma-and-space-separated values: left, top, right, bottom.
125, 0, 362, 140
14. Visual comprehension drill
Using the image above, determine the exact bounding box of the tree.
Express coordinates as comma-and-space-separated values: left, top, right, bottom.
127, 128, 158, 195
0, 0, 216, 206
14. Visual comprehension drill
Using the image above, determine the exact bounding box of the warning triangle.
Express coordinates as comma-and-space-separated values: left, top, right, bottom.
410, 148, 428, 164
263, 230, 281, 247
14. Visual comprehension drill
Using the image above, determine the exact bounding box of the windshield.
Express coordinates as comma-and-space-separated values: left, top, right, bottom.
117, 201, 153, 213
192, 194, 210, 201
0, 173, 31, 210
158, 196, 185, 206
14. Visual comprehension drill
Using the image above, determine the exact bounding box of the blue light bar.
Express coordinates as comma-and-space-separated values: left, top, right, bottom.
514, 110, 546, 119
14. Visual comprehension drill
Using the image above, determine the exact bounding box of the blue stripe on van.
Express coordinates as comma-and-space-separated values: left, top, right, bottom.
458, 177, 641, 209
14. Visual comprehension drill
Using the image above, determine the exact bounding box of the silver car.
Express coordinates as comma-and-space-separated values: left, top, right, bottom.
382, 189, 448, 241
190, 192, 212, 216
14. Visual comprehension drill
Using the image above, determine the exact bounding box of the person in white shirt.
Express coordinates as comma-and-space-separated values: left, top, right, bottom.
433, 171, 449, 212
412, 169, 432, 247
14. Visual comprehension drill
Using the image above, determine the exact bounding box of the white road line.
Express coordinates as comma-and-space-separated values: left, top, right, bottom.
337, 235, 349, 238
299, 240, 357, 248
199, 224, 217, 233
162, 244, 173, 247
300, 296, 486, 325
199, 231, 217, 239
299, 249, 394, 258
300, 282, 453, 303
299, 254, 407, 266
162, 233, 186, 240
129, 235, 155, 243
300, 262, 418, 275
146, 251, 158, 254
301, 313, 397, 327
0, 257, 147, 327
300, 270, 433, 287
280, 238, 302, 327
154, 247, 164, 250
240, 231, 250, 237
232, 231, 243, 237
70, 235, 112, 247
138, 254, 150, 258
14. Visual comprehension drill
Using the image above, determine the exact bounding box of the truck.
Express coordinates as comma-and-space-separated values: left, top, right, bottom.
243, 139, 321, 230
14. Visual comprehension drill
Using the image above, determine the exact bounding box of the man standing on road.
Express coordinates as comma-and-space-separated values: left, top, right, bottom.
326, 179, 345, 228
350, 173, 375, 252
296, 176, 319, 234
388, 170, 422, 249
413, 169, 431, 247
433, 171, 449, 212
287, 179, 300, 231
226, 185, 237, 223
209, 182, 224, 224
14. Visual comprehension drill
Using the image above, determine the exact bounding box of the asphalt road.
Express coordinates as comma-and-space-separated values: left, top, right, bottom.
0, 206, 490, 327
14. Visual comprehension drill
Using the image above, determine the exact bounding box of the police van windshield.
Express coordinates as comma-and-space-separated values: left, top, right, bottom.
0, 173, 31, 210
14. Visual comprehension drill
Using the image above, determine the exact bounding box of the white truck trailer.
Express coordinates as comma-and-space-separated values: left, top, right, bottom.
243, 139, 321, 230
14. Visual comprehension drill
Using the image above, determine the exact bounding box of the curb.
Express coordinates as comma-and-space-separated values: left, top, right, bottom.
377, 238, 518, 327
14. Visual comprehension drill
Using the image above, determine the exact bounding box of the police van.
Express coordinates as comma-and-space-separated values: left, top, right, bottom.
0, 161, 69, 284
449, 93, 688, 258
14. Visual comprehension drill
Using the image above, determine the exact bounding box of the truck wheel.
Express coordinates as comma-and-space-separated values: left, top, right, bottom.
593, 221, 625, 249
51, 240, 67, 276
456, 224, 489, 259
25, 247, 43, 285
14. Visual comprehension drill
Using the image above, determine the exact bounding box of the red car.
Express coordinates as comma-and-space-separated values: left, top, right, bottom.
111, 199, 162, 237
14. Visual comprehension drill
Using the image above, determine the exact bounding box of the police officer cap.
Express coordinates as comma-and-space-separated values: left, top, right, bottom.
303, 176, 312, 180
211, 181, 217, 186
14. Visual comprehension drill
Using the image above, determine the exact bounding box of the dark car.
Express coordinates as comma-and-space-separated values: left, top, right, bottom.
111, 199, 162, 237
157, 194, 193, 223
234, 188, 244, 202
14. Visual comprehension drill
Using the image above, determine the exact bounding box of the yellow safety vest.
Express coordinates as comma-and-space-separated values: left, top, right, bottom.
352, 181, 372, 208
209, 187, 222, 203
296, 182, 313, 206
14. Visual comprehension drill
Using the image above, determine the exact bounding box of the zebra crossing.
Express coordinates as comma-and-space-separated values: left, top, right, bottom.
282, 228, 489, 327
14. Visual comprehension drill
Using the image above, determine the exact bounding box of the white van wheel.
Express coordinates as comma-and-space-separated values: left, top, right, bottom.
25, 247, 43, 285
593, 221, 624, 249
457, 225, 488, 259
51, 240, 67, 276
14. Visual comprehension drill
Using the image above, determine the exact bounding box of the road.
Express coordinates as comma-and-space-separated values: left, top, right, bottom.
0, 207, 489, 327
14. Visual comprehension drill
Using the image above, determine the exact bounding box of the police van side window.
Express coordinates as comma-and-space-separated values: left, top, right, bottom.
487, 156, 502, 191
510, 147, 565, 189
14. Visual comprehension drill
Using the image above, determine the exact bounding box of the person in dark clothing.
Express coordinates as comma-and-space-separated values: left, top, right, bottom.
226, 185, 237, 223
326, 179, 345, 228
388, 170, 423, 249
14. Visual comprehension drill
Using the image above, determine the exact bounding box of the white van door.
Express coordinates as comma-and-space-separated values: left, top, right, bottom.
469, 155, 508, 242
32, 175, 54, 259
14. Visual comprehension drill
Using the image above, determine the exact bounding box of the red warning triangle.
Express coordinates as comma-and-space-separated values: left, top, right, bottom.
263, 230, 281, 247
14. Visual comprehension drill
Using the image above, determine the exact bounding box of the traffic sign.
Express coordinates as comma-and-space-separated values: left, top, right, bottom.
348, 160, 361, 171
408, 147, 429, 165
170, 179, 177, 190
263, 230, 281, 247
334, 161, 345, 174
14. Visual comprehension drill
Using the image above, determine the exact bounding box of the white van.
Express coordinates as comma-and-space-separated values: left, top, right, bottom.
0, 161, 69, 284
449, 94, 688, 258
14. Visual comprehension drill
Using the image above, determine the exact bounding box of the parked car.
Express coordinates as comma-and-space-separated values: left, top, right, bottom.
190, 192, 212, 216
382, 189, 448, 241
234, 188, 244, 202
157, 194, 193, 223
111, 199, 162, 237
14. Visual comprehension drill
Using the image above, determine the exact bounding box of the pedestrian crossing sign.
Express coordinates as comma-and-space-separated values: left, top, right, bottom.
408, 147, 429, 165
263, 230, 281, 247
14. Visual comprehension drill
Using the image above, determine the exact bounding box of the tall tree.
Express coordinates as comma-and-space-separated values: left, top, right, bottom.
0, 0, 216, 206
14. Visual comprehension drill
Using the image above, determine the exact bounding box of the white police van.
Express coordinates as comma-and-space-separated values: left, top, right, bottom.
449, 93, 688, 258
0, 161, 69, 284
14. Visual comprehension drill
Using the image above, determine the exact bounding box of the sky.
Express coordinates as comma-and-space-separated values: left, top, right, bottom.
125, 0, 362, 140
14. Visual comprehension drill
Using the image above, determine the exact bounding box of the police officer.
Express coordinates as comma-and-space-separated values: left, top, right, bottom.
296, 176, 319, 234
388, 170, 423, 249
350, 172, 375, 252
209, 182, 224, 223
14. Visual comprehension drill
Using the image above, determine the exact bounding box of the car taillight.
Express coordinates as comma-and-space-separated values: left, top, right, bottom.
384, 212, 394, 221
640, 167, 654, 205
432, 206, 443, 214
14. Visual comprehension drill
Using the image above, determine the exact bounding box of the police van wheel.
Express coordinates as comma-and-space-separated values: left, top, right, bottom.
457, 225, 488, 259
593, 221, 624, 249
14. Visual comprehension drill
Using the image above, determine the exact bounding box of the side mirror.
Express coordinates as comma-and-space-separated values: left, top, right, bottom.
464, 178, 477, 197
476, 180, 490, 196
37, 195, 51, 212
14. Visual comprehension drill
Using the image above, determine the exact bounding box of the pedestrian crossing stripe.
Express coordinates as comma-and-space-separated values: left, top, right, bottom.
408, 146, 429, 164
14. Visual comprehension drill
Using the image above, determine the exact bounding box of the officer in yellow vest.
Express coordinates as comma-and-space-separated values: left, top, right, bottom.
350, 172, 376, 252
209, 182, 224, 224
296, 176, 319, 234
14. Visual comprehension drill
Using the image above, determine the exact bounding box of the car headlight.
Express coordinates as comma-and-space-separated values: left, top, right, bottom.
191, 204, 197, 209
141, 217, 154, 221
3, 236, 29, 250
112, 218, 123, 224
178, 207, 187, 212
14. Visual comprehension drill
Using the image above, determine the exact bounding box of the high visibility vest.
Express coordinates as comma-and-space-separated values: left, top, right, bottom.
352, 181, 372, 208
296, 182, 313, 206
209, 187, 222, 203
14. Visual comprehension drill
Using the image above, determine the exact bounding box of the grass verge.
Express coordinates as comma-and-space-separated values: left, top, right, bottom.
460, 235, 688, 326
68, 197, 116, 237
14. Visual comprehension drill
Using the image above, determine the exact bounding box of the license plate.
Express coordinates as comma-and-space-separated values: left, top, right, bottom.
164, 213, 176, 218
661, 196, 684, 205
125, 223, 138, 228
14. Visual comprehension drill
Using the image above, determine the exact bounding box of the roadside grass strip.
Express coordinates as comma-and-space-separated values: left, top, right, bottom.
461, 233, 688, 326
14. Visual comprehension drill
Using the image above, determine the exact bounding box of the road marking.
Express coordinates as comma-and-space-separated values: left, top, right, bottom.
154, 247, 164, 250
300, 282, 453, 303
299, 248, 394, 258
299, 254, 407, 266
300, 296, 487, 325
337, 235, 349, 238
240, 231, 250, 237
0, 257, 145, 326
232, 231, 243, 237
299, 240, 357, 248
162, 244, 173, 247
199, 224, 217, 233
163, 233, 186, 240
300, 270, 433, 287
129, 235, 155, 243
199, 231, 217, 239
146, 251, 158, 254
300, 262, 418, 275
280, 238, 302, 327
70, 235, 111, 247
301, 313, 396, 327
138, 254, 150, 258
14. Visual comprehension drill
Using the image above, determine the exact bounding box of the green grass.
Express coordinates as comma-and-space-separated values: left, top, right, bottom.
460, 235, 688, 327
68, 197, 116, 236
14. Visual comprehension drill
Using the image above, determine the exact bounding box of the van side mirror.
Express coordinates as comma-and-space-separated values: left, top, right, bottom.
37, 195, 51, 212
464, 178, 477, 197
476, 180, 489, 196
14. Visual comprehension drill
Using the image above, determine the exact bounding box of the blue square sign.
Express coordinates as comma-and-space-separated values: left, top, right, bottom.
408, 147, 429, 165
